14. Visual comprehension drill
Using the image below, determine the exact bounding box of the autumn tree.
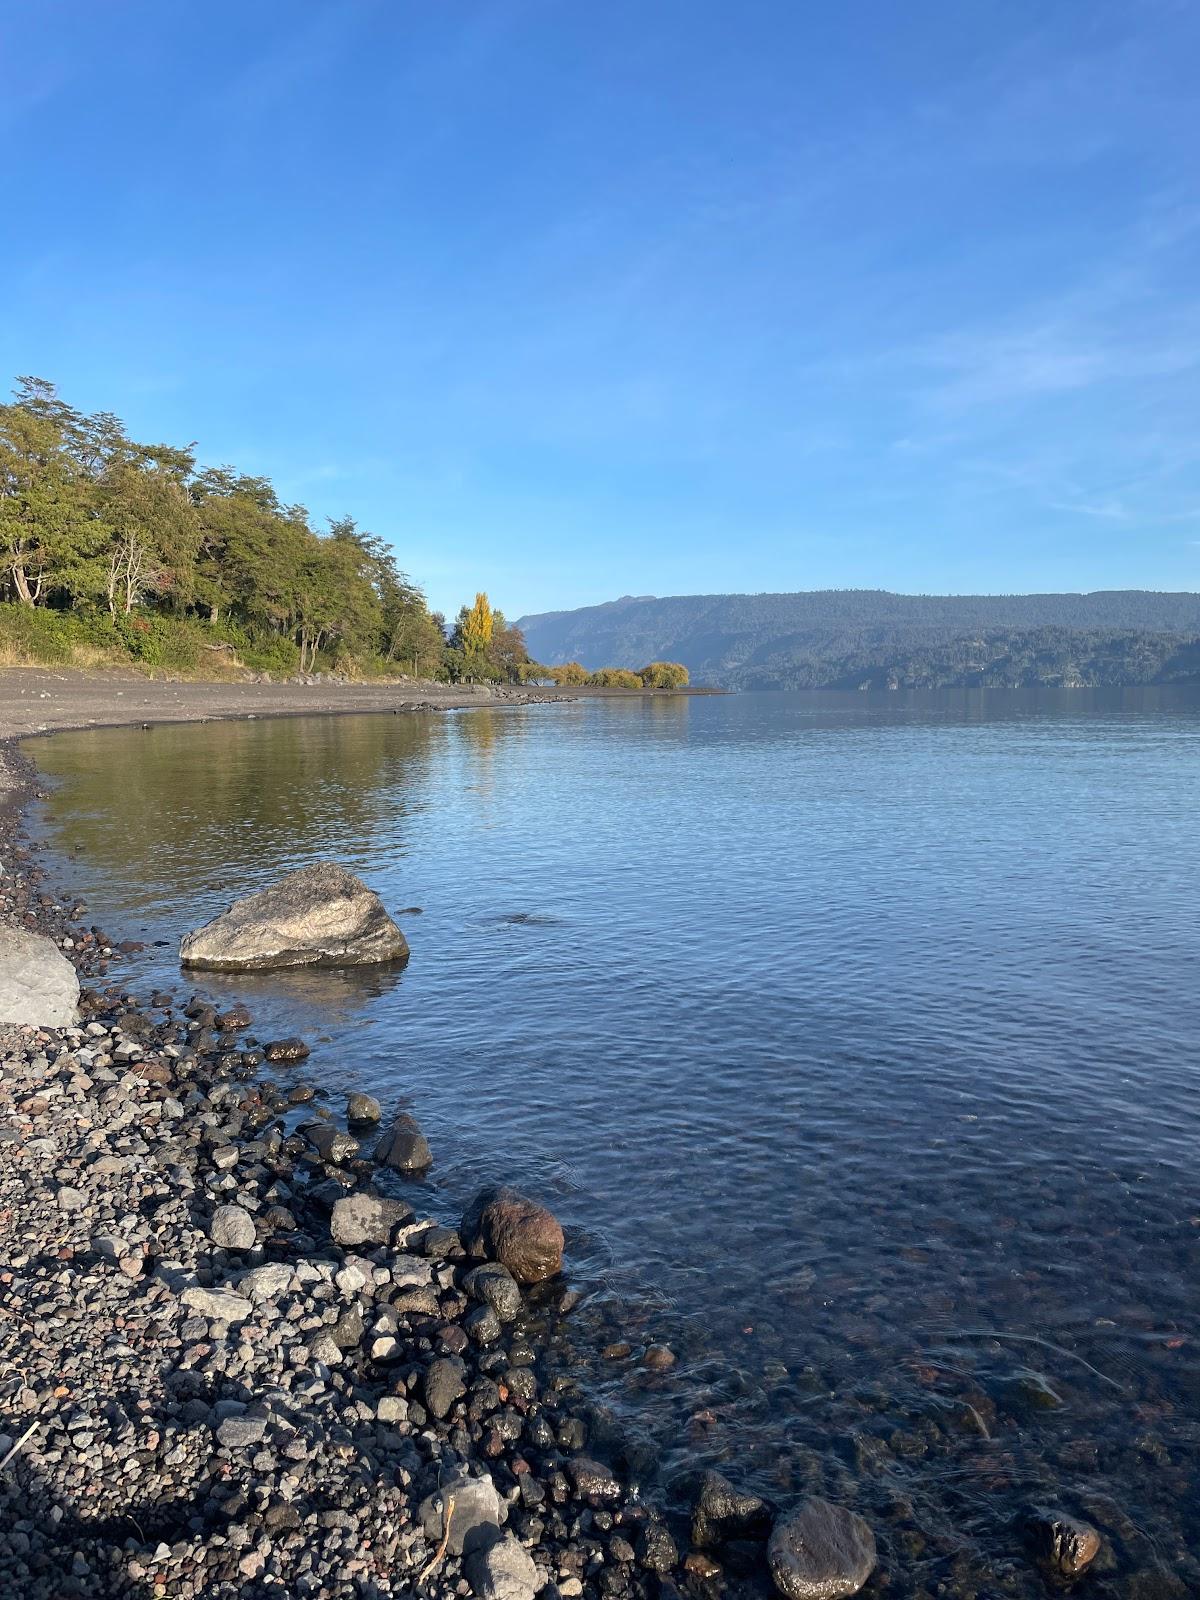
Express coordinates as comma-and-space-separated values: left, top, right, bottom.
590, 667, 644, 688
639, 660, 689, 688
458, 592, 494, 658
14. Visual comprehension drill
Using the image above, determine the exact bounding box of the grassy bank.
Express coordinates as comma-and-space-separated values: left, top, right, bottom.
0, 603, 385, 680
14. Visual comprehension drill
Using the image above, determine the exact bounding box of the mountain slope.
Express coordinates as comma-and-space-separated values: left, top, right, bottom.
516, 590, 1200, 687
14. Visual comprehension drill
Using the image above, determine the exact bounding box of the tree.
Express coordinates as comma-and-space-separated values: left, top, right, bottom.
0, 379, 108, 606
488, 611, 531, 683
459, 592, 494, 657
639, 660, 689, 689
545, 661, 590, 685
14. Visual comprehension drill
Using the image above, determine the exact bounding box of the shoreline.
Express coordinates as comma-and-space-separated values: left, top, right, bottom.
0, 666, 568, 744
0, 704, 690, 1599
0, 666, 717, 746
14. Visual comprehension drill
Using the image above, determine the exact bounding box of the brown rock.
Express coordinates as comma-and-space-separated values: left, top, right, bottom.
1028, 1509, 1103, 1578
461, 1185, 564, 1284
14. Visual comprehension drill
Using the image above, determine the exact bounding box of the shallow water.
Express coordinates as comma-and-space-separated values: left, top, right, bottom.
28, 689, 1200, 1595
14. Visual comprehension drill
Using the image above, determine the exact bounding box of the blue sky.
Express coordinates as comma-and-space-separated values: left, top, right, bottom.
3, 1, 1199, 618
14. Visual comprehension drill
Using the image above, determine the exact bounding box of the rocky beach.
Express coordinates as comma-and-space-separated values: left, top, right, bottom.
0, 676, 706, 1600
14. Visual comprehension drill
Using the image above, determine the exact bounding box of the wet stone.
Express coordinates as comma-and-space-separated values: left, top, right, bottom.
375, 1112, 433, 1173
693, 1470, 772, 1549
263, 1037, 310, 1062
346, 1091, 382, 1123
1027, 1508, 1103, 1578
767, 1498, 876, 1600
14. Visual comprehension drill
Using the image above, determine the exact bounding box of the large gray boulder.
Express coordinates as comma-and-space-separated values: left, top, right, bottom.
465, 1532, 540, 1600
768, 1499, 876, 1600
0, 927, 79, 1028
179, 862, 409, 971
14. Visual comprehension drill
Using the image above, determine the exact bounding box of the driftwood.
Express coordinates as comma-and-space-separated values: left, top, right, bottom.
417, 1492, 457, 1584
0, 1420, 39, 1472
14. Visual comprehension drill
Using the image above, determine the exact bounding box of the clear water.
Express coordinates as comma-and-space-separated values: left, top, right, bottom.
28, 689, 1200, 1596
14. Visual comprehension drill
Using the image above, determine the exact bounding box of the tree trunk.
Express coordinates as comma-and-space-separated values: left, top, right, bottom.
11, 560, 35, 606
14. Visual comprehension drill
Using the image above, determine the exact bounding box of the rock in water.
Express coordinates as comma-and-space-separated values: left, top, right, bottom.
768, 1499, 876, 1600
461, 1186, 564, 1283
179, 862, 409, 971
375, 1112, 433, 1173
346, 1091, 382, 1124
0, 927, 79, 1028
1027, 1509, 1103, 1578
693, 1470, 772, 1548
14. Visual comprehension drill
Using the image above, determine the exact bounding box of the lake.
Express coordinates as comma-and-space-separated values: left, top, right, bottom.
28, 687, 1200, 1597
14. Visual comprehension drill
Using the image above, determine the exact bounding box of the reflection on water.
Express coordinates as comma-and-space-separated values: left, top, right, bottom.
29, 688, 1200, 1597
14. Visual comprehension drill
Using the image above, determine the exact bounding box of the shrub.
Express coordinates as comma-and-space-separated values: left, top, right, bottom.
639, 660, 690, 689
590, 667, 644, 689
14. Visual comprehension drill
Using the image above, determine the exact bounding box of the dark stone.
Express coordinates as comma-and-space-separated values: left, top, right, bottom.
463, 1262, 522, 1323
568, 1457, 622, 1502
376, 1112, 433, 1173
692, 1471, 772, 1549
461, 1185, 564, 1284
639, 1522, 679, 1573
466, 1304, 502, 1345
767, 1499, 876, 1600
424, 1356, 468, 1419
264, 1037, 310, 1062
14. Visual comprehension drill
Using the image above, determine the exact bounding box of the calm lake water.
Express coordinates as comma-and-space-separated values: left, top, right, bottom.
28, 688, 1200, 1597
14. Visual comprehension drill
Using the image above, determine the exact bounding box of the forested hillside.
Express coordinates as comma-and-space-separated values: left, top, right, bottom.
518, 591, 1200, 688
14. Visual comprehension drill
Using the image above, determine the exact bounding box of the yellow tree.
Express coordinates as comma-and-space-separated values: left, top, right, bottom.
460, 591, 494, 657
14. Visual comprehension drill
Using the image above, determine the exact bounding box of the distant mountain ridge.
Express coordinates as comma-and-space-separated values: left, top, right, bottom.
516, 590, 1200, 689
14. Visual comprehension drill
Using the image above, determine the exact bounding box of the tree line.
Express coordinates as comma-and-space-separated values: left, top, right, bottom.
0, 376, 689, 688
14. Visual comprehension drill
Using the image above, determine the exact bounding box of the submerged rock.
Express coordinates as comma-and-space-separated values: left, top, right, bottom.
692, 1470, 772, 1549
179, 861, 409, 971
768, 1498, 876, 1600
0, 926, 79, 1028
461, 1185, 564, 1284
1027, 1508, 1103, 1578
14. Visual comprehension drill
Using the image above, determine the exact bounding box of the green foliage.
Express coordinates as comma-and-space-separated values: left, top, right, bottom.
0, 376, 453, 681
0, 602, 77, 663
